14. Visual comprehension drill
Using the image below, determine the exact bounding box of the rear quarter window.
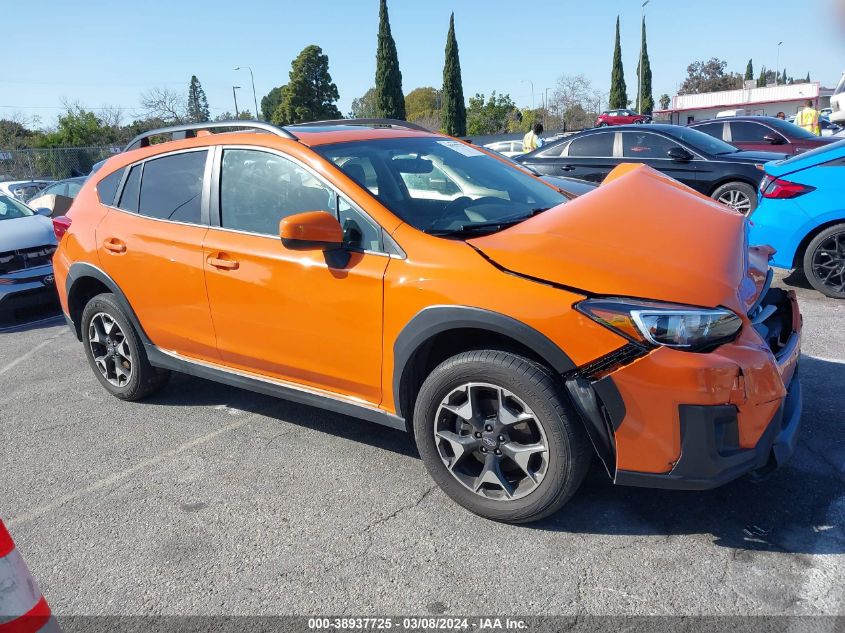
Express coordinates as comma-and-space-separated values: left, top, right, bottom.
97, 169, 123, 206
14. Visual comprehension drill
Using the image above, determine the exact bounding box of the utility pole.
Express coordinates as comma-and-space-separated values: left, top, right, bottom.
639, 0, 650, 114
232, 86, 241, 118
521, 79, 535, 110
235, 66, 259, 119
776, 41, 783, 85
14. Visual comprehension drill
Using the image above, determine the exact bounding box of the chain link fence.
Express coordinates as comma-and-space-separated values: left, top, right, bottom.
0, 146, 122, 181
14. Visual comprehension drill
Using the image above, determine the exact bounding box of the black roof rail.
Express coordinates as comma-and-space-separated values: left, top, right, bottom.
123, 120, 298, 152
289, 118, 432, 133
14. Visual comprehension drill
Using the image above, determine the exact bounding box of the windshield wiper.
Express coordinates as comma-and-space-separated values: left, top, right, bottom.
426, 207, 550, 237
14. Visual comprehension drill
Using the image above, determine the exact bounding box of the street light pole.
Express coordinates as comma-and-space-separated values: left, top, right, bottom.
639, 0, 650, 114
776, 41, 783, 85
232, 86, 241, 118
544, 87, 550, 129
235, 66, 259, 119
521, 79, 535, 110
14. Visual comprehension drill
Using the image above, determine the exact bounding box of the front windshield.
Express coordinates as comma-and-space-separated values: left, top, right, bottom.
315, 137, 567, 236
672, 126, 740, 155
0, 195, 35, 221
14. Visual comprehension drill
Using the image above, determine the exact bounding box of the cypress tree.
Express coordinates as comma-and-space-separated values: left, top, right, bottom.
757, 65, 767, 88
186, 75, 210, 122
608, 16, 627, 109
781, 69, 788, 84
374, 0, 405, 119
805, 72, 811, 83
636, 17, 653, 114
744, 59, 754, 82
441, 12, 466, 136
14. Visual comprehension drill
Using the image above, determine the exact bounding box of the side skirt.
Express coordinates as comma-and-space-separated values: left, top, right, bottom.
145, 345, 407, 433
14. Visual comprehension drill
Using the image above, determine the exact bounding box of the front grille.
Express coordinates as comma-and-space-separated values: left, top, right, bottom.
749, 286, 793, 357
0, 244, 56, 275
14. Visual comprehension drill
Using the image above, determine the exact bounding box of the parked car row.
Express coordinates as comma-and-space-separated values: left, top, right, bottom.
0, 179, 54, 202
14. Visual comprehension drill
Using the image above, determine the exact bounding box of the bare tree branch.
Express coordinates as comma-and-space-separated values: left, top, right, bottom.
139, 87, 186, 124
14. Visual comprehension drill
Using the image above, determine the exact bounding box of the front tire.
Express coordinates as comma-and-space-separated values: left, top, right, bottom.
413, 350, 591, 523
81, 293, 170, 400
803, 223, 845, 299
712, 181, 757, 215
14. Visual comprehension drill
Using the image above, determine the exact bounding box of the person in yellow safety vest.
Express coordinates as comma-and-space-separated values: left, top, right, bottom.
522, 123, 544, 153
794, 100, 821, 136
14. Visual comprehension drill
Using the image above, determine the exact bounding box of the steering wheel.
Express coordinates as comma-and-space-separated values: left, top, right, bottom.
428, 196, 507, 231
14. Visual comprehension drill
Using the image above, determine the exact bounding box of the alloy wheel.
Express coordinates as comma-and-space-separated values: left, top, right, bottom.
434, 382, 549, 501
810, 231, 845, 294
717, 188, 752, 214
88, 312, 132, 387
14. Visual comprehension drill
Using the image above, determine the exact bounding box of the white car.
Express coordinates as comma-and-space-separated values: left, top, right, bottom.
483, 140, 524, 157
0, 180, 54, 202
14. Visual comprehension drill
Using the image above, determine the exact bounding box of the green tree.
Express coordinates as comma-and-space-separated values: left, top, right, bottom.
374, 0, 405, 119
441, 13, 466, 136
805, 72, 811, 83
679, 58, 742, 94
466, 92, 516, 135
744, 59, 754, 82
349, 87, 378, 118
405, 87, 440, 119
35, 106, 119, 177
271, 45, 341, 125
781, 69, 788, 84
636, 17, 653, 114
186, 75, 210, 123
260, 86, 285, 121
659, 94, 670, 110
757, 65, 767, 87
609, 16, 627, 109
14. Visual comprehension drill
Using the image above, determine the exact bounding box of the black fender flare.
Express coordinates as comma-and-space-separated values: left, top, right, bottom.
391, 305, 577, 418
65, 262, 152, 345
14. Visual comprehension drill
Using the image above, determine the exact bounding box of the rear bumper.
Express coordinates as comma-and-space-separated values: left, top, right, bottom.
615, 369, 801, 490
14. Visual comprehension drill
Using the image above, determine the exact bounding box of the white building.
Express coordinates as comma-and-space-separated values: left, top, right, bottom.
654, 82, 833, 125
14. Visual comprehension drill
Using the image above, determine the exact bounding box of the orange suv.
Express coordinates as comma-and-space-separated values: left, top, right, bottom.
53, 120, 803, 523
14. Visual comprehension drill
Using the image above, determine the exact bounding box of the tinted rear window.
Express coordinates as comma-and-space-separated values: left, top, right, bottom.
118, 165, 141, 213
138, 151, 206, 223
568, 133, 614, 157
97, 169, 123, 206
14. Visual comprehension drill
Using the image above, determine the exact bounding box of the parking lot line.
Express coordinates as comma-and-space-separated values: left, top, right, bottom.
0, 332, 64, 377
6, 415, 254, 528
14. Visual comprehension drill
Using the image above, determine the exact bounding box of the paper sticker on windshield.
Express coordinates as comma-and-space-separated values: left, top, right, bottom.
437, 140, 485, 157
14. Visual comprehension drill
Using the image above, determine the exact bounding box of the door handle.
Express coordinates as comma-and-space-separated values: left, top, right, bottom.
206, 255, 239, 271
103, 238, 126, 254
559, 165, 576, 172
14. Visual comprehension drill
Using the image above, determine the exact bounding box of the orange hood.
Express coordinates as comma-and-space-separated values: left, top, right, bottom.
470, 164, 757, 312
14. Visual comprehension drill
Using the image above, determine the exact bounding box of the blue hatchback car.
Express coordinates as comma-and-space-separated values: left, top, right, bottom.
748, 139, 845, 298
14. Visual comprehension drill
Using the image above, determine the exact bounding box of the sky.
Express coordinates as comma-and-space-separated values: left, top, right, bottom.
2, 0, 844, 129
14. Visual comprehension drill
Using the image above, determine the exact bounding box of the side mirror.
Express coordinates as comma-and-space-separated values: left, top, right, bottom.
667, 147, 693, 162
34, 207, 52, 217
763, 134, 785, 145
280, 211, 349, 267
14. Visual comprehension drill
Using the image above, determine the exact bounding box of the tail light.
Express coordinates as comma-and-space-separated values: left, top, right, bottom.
52, 215, 72, 241
760, 176, 815, 199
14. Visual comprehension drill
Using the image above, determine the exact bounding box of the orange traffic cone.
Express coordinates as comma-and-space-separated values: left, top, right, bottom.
0, 520, 60, 633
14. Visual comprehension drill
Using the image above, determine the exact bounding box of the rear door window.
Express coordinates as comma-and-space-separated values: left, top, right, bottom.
138, 151, 206, 224
567, 133, 614, 157
118, 165, 141, 212
622, 132, 676, 159
693, 122, 724, 140
730, 122, 777, 143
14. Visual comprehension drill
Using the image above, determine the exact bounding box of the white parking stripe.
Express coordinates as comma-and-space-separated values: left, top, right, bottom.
805, 354, 845, 365
0, 333, 64, 377
7, 415, 253, 528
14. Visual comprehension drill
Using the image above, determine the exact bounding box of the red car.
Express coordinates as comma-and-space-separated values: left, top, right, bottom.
688, 116, 835, 155
596, 109, 651, 126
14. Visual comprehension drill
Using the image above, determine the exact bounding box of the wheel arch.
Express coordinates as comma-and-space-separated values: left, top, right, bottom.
66, 263, 150, 345
708, 176, 758, 197
792, 218, 845, 269
392, 306, 577, 426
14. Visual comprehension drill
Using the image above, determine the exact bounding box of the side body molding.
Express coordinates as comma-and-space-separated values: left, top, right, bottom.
392, 305, 577, 418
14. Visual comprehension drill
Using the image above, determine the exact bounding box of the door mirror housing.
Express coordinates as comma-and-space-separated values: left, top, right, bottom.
667, 147, 693, 162
34, 207, 52, 217
280, 211, 343, 251
763, 133, 785, 145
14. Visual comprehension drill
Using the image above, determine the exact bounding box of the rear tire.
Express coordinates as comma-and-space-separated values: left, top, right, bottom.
81, 293, 170, 401
802, 223, 845, 299
711, 181, 757, 215
413, 350, 591, 523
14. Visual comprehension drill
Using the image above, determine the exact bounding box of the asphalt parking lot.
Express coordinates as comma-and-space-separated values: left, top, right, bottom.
1, 271, 843, 617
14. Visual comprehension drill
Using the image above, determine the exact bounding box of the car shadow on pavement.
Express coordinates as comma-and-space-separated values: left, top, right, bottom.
143, 356, 843, 553
0, 312, 64, 334
531, 355, 845, 554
